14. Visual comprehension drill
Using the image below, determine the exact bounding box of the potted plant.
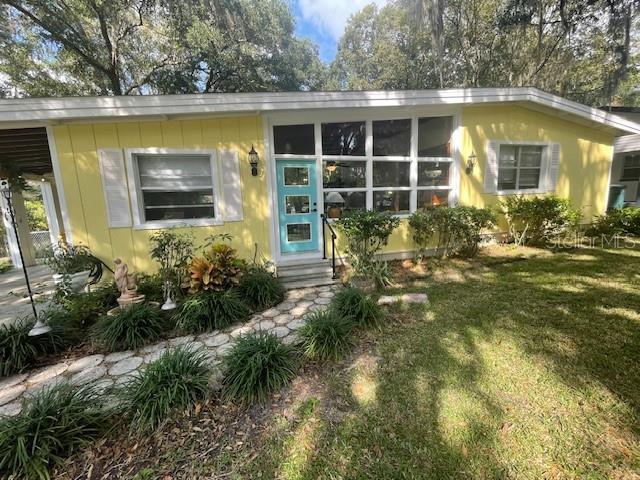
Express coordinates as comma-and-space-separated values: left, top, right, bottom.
149, 230, 194, 310
43, 242, 94, 293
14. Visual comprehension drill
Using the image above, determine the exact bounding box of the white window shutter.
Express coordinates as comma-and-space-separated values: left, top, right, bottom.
546, 143, 560, 192
219, 150, 244, 221
484, 141, 499, 193
98, 149, 132, 228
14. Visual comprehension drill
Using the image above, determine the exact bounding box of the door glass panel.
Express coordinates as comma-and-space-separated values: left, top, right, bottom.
274, 124, 315, 155
373, 190, 410, 214
284, 167, 309, 186
418, 162, 450, 186
321, 122, 366, 156
285, 195, 310, 214
373, 119, 411, 156
287, 223, 311, 242
418, 117, 452, 157
373, 161, 410, 187
323, 160, 366, 188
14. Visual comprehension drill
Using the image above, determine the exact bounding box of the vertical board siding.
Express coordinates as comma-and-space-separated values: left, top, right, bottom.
54, 116, 269, 272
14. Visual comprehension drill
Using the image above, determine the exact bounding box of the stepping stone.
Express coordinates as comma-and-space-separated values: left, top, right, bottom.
71, 366, 108, 385
273, 314, 292, 325
230, 325, 254, 338
0, 401, 21, 417
216, 343, 234, 356
26, 376, 66, 397
262, 308, 280, 318
114, 372, 140, 387
93, 378, 115, 394
287, 319, 305, 330
314, 297, 332, 305
277, 302, 296, 311
257, 320, 275, 331
203, 333, 230, 348
272, 326, 290, 338
27, 363, 68, 386
140, 341, 167, 354
143, 348, 167, 364
0, 373, 28, 391
104, 351, 134, 363
0, 384, 25, 406
67, 354, 105, 373
169, 335, 195, 346
281, 334, 298, 345
378, 293, 429, 305
318, 291, 335, 298
108, 357, 143, 376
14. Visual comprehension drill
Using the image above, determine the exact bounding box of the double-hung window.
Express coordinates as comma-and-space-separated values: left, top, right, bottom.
130, 151, 218, 226
497, 144, 544, 192
621, 154, 640, 181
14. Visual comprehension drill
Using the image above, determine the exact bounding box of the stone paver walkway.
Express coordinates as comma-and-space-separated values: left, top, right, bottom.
0, 284, 339, 417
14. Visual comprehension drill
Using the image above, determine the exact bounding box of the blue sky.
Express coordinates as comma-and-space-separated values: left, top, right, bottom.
290, 0, 388, 63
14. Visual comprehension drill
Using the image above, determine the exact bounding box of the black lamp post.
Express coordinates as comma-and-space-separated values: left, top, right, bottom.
0, 178, 51, 336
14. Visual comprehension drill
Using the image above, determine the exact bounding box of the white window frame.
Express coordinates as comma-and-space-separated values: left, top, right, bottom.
494, 141, 552, 195
125, 148, 222, 229
621, 154, 640, 182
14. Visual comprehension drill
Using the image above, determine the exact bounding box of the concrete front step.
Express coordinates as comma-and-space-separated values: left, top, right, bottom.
280, 276, 340, 290
277, 264, 333, 279
277, 260, 338, 290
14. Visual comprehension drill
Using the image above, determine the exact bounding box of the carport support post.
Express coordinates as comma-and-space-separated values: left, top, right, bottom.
0, 189, 36, 268
40, 180, 63, 245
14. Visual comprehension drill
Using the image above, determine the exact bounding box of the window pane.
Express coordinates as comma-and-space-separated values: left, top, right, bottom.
418, 117, 452, 157
373, 161, 410, 187
323, 161, 366, 188
418, 162, 450, 186
520, 146, 543, 167
499, 145, 517, 168
373, 190, 410, 214
284, 167, 309, 186
322, 122, 365, 156
145, 206, 215, 222
287, 224, 311, 242
498, 168, 517, 190
417, 190, 449, 208
274, 124, 315, 155
518, 169, 541, 189
285, 195, 310, 214
373, 119, 411, 156
143, 191, 213, 207
324, 191, 366, 218
621, 155, 640, 181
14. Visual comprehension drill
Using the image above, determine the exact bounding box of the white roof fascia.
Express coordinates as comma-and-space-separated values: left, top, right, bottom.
1, 87, 639, 135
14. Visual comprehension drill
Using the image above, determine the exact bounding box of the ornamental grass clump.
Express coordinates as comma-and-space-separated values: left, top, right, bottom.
174, 289, 250, 333
222, 332, 298, 404
118, 346, 211, 432
0, 320, 39, 377
239, 265, 285, 310
331, 287, 384, 329
92, 303, 165, 352
0, 382, 111, 480
297, 309, 354, 361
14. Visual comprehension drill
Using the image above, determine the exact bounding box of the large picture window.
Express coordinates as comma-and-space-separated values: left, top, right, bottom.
274, 114, 455, 218
497, 145, 544, 191
132, 152, 217, 225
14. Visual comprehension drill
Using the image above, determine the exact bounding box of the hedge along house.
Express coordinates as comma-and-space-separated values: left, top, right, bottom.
1, 88, 639, 287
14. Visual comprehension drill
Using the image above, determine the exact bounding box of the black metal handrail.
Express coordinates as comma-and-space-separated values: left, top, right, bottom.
320, 213, 337, 279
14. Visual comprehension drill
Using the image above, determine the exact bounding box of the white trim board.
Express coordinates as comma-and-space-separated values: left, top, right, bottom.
2, 88, 639, 135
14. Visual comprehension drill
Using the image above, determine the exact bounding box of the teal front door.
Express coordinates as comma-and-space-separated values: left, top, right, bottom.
276, 160, 318, 254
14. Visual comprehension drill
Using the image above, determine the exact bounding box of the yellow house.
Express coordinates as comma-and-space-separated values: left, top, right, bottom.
1, 88, 639, 286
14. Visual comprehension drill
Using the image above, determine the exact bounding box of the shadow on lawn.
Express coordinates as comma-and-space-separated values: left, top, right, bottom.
259, 246, 640, 479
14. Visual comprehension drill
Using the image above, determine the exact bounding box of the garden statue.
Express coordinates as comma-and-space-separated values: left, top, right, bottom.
114, 258, 145, 306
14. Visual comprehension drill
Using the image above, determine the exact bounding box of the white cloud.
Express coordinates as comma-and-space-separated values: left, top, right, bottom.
297, 0, 388, 40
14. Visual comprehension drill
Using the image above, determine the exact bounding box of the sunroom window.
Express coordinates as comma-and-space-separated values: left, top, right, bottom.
134, 153, 216, 223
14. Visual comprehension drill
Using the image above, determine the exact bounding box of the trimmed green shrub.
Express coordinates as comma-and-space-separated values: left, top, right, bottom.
56, 281, 120, 328
587, 207, 640, 237
118, 346, 211, 431
239, 266, 284, 310
222, 333, 298, 404
0, 382, 110, 479
0, 320, 39, 377
174, 290, 250, 333
41, 307, 82, 352
331, 287, 384, 329
137, 273, 166, 303
336, 210, 400, 289
501, 195, 582, 246
297, 310, 354, 361
92, 303, 165, 352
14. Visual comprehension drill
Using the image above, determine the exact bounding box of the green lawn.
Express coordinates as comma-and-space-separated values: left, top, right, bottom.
60, 245, 640, 479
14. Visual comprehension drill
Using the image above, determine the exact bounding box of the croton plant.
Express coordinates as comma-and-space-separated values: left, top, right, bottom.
189, 244, 246, 292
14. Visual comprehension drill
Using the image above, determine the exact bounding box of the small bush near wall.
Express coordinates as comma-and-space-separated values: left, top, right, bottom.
137, 273, 166, 303
586, 207, 640, 237
331, 287, 384, 329
0, 383, 110, 479
92, 303, 166, 352
298, 310, 354, 361
149, 230, 194, 304
336, 210, 400, 289
409, 206, 496, 258
189, 244, 246, 293
175, 290, 250, 333
501, 196, 581, 246
239, 265, 284, 310
55, 281, 120, 328
222, 333, 298, 404
118, 346, 211, 432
